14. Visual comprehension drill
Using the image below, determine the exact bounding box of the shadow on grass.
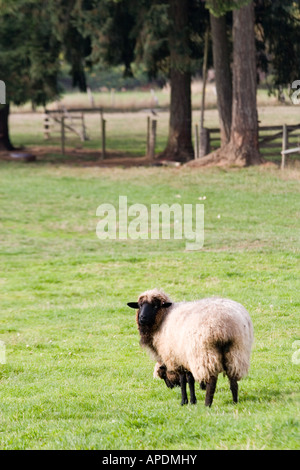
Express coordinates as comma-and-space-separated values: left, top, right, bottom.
195, 381, 288, 407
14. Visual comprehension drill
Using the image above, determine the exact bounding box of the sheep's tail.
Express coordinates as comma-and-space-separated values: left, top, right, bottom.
218, 340, 250, 381
217, 340, 233, 375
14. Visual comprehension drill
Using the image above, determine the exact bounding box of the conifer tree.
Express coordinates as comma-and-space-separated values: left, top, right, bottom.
0, 0, 91, 150
0, 2, 61, 149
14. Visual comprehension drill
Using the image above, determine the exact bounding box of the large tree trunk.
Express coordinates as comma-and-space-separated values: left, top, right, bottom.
210, 13, 232, 146
188, 2, 263, 167
229, 1, 261, 165
162, 68, 194, 162
159, 0, 194, 162
0, 103, 14, 151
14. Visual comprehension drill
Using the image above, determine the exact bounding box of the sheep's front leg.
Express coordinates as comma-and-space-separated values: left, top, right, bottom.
187, 372, 197, 404
205, 375, 218, 407
179, 372, 188, 405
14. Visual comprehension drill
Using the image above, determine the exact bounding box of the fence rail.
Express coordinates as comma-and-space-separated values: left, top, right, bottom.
205, 124, 300, 166
44, 110, 88, 143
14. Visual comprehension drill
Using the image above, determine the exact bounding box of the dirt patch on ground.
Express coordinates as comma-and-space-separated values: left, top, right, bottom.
1, 146, 299, 176
0, 146, 159, 167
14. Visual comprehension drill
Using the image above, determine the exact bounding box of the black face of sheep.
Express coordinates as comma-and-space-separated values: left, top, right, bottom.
127, 301, 172, 327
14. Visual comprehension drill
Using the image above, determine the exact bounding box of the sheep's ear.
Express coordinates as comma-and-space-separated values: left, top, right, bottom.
162, 302, 172, 308
127, 302, 139, 309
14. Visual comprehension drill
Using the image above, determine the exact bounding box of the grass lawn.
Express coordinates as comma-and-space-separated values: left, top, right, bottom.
0, 161, 299, 450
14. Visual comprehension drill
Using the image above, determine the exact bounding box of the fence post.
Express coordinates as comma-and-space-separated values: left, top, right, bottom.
44, 113, 50, 139
87, 87, 95, 108
149, 119, 157, 160
81, 113, 88, 141
100, 111, 106, 159
195, 124, 199, 159
61, 116, 65, 155
147, 116, 150, 157
281, 124, 288, 169
199, 127, 210, 158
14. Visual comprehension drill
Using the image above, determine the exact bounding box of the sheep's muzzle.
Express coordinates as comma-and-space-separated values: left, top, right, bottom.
138, 302, 157, 327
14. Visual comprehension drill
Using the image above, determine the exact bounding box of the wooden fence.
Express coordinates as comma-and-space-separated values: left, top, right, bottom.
44, 108, 158, 159
44, 107, 300, 165
207, 124, 300, 165
44, 109, 88, 143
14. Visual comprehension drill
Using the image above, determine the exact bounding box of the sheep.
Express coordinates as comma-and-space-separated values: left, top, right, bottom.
127, 288, 254, 406
153, 361, 198, 405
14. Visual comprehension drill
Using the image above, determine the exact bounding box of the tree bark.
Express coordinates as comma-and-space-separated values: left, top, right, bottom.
230, 1, 261, 165
187, 2, 263, 167
0, 103, 14, 151
159, 0, 194, 162
162, 68, 194, 162
210, 13, 232, 146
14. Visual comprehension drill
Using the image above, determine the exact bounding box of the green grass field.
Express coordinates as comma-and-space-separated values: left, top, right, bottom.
0, 161, 299, 449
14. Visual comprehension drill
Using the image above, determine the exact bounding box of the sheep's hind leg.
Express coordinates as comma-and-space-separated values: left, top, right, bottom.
229, 376, 238, 404
179, 372, 188, 405
187, 372, 197, 404
205, 375, 218, 407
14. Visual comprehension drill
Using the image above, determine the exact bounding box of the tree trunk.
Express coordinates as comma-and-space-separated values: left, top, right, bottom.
159, 0, 194, 162
162, 68, 193, 162
210, 13, 232, 146
0, 103, 14, 151
229, 1, 261, 165
187, 2, 263, 167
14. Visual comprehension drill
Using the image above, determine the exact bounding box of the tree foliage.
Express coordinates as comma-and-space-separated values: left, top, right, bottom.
47, 0, 93, 91
77, 0, 143, 78
136, 0, 209, 79
0, 2, 61, 106
255, 0, 300, 91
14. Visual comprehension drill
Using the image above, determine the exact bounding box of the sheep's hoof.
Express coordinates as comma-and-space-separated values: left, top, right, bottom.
181, 398, 188, 406
190, 397, 197, 405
